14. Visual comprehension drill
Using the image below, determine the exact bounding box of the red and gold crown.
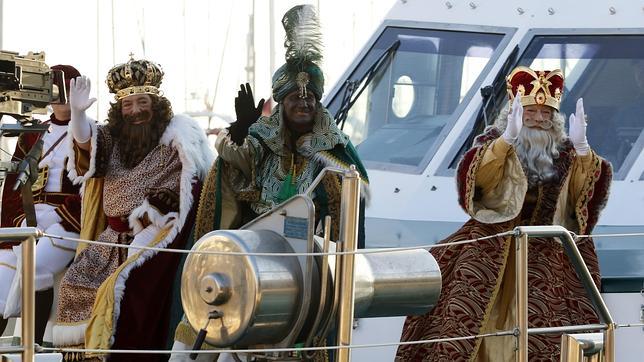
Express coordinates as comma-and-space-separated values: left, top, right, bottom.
106, 55, 164, 100
506, 66, 564, 111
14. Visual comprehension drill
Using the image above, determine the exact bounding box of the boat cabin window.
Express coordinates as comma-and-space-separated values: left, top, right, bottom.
447, 34, 644, 179
327, 27, 504, 173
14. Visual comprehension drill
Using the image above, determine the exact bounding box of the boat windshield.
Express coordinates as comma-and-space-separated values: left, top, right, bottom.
326, 27, 504, 173
447, 34, 644, 179
521, 35, 644, 178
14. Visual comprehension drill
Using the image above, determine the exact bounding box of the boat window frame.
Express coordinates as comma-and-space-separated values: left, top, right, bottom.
323, 20, 516, 174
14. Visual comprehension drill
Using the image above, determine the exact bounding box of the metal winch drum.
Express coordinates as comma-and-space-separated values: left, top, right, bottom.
181, 229, 442, 348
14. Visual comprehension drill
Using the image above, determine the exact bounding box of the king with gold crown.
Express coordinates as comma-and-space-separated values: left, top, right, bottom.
52, 57, 213, 361
397, 66, 613, 361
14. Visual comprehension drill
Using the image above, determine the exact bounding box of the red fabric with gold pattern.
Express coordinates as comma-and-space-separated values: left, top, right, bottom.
397, 127, 612, 361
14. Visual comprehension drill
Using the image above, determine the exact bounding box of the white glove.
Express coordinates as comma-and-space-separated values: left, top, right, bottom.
69, 76, 96, 143
502, 94, 523, 143
568, 98, 590, 156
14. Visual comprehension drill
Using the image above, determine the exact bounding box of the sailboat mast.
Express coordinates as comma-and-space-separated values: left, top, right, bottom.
269, 0, 275, 88
0, 0, 3, 53
247, 0, 256, 92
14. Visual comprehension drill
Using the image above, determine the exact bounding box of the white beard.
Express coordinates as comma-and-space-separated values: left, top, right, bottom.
515, 127, 561, 187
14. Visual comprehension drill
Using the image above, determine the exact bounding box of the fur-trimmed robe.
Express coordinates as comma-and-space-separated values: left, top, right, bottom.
397, 127, 612, 362
53, 114, 212, 361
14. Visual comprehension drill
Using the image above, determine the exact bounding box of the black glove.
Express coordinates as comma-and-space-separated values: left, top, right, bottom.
229, 83, 265, 146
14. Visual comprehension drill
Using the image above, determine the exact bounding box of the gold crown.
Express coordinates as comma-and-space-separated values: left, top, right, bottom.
106, 55, 164, 100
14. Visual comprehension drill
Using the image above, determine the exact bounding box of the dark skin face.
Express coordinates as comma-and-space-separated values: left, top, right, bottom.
282, 89, 318, 137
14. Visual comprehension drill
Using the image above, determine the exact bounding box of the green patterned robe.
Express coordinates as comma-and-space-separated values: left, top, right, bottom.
175, 104, 369, 350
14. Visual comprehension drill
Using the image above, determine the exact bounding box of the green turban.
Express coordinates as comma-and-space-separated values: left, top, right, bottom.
272, 62, 324, 102
272, 4, 324, 103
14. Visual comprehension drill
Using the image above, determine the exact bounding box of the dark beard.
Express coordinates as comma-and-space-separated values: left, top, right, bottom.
118, 117, 160, 169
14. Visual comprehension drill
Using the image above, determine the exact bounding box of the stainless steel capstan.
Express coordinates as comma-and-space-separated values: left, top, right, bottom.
181, 167, 442, 360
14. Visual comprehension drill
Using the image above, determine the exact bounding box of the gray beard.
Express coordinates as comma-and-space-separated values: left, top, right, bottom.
514, 127, 560, 187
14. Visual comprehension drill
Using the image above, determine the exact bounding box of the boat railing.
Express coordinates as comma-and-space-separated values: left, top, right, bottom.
513, 225, 615, 361
3, 221, 644, 360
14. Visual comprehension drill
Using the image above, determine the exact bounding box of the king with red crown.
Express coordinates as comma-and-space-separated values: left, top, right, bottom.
397, 66, 612, 361
507, 66, 564, 110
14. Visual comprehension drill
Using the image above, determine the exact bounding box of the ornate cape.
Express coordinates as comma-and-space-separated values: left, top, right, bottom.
53, 115, 212, 361
398, 127, 612, 361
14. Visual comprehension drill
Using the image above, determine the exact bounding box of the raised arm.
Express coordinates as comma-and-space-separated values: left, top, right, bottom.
69, 76, 97, 151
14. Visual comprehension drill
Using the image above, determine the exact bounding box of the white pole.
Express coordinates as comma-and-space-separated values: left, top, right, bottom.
269, 0, 275, 82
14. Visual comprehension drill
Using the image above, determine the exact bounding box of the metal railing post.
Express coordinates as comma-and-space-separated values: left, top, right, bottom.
21, 234, 36, 362
0, 227, 40, 362
560, 332, 604, 361
515, 232, 528, 362
336, 165, 361, 362
560, 334, 584, 362
604, 323, 615, 362
514, 226, 615, 362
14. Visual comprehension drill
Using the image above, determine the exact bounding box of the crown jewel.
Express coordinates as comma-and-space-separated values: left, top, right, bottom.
106, 56, 164, 100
